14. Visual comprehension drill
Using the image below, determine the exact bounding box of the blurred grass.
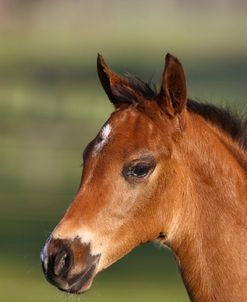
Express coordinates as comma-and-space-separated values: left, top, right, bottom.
0, 1, 247, 301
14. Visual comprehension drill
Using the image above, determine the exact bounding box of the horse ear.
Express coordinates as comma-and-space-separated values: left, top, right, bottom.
97, 54, 138, 107
158, 53, 187, 116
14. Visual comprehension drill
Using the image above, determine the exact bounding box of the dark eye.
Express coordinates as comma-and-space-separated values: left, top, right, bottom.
129, 164, 151, 178
122, 156, 156, 182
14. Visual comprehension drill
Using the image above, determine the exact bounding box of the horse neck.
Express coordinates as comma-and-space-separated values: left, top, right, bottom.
167, 112, 247, 302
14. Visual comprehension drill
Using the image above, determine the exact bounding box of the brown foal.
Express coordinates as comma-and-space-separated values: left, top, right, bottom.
41, 53, 247, 301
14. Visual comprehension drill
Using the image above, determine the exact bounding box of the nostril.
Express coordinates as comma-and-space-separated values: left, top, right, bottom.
53, 248, 72, 277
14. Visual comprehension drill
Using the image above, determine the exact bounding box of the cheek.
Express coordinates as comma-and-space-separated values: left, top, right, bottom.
50, 181, 162, 274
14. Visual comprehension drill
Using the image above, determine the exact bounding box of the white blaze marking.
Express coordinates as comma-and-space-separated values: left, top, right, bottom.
94, 124, 111, 154
76, 229, 94, 245
52, 227, 94, 245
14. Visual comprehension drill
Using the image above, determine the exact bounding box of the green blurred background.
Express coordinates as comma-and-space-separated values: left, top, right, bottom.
0, 1, 246, 301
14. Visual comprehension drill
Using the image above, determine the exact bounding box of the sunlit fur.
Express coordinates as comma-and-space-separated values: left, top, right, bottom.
44, 54, 247, 301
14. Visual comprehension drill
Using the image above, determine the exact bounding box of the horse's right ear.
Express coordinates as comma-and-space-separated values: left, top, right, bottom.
97, 54, 138, 107
158, 53, 187, 117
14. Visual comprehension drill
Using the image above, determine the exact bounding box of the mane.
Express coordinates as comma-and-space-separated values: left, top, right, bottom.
123, 74, 247, 150
187, 100, 247, 150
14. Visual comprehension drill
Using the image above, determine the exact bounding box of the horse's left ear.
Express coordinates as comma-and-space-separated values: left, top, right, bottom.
97, 53, 138, 107
158, 53, 187, 116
